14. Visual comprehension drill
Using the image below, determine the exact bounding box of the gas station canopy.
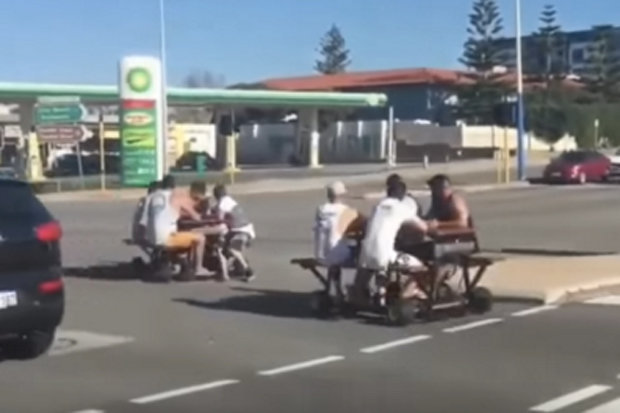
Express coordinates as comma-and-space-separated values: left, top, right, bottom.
0, 82, 387, 108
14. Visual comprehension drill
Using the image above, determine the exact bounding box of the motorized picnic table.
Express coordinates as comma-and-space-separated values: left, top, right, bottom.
291, 226, 500, 321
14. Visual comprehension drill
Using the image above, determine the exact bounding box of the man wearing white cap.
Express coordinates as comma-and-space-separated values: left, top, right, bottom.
313, 181, 358, 268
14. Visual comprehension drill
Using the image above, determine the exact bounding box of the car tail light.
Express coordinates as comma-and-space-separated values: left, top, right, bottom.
38, 279, 63, 295
36, 221, 62, 242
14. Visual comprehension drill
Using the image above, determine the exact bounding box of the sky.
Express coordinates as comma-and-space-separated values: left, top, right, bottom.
0, 0, 616, 86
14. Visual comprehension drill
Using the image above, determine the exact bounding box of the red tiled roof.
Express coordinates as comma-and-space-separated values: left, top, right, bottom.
262, 68, 470, 91
260, 67, 583, 92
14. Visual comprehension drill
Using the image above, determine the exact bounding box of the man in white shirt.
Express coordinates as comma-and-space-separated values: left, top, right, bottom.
212, 184, 255, 282
353, 180, 428, 305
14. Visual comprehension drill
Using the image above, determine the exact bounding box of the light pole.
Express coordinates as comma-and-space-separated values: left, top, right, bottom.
158, 0, 169, 176
515, 0, 527, 181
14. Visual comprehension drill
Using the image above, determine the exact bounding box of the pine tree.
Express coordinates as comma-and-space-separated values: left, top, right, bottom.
535, 4, 564, 81
314, 25, 351, 75
585, 25, 620, 102
524, 4, 569, 143
458, 0, 506, 125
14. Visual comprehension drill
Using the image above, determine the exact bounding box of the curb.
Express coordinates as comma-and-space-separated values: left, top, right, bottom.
361, 181, 532, 200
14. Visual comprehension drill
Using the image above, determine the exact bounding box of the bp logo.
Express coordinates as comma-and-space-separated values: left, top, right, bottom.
127, 68, 151, 93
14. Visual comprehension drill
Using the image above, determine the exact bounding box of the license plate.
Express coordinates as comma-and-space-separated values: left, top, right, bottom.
0, 291, 18, 309
551, 172, 561, 177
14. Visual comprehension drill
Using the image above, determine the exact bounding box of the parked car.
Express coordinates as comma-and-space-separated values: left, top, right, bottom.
606, 149, 620, 179
0, 179, 64, 359
173, 151, 220, 172
543, 150, 611, 184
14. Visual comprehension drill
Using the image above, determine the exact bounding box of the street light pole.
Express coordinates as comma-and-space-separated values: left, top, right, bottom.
515, 0, 527, 181
158, 0, 169, 177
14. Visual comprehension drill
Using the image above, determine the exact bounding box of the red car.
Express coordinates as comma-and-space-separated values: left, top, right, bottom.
543, 150, 611, 184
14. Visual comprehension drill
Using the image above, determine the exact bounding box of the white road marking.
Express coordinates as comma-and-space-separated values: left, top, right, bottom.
71, 410, 104, 413
585, 296, 620, 306
360, 335, 431, 354
49, 330, 134, 356
529, 384, 612, 412
511, 305, 559, 317
257, 355, 344, 376
442, 318, 503, 333
583, 397, 620, 413
130, 380, 239, 404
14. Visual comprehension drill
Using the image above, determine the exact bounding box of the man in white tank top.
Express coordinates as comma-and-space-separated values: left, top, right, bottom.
145, 175, 209, 276
313, 181, 356, 267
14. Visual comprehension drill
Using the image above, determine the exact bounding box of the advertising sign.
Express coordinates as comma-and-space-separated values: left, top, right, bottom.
119, 56, 164, 187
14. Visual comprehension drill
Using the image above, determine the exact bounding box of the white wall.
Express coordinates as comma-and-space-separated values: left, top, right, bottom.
234, 120, 578, 164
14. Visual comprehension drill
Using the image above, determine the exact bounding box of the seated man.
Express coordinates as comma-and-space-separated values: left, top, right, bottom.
313, 181, 358, 266
425, 174, 470, 231
132, 180, 160, 246
353, 180, 429, 304
386, 173, 421, 216
145, 175, 209, 277
185, 181, 228, 236
212, 184, 256, 282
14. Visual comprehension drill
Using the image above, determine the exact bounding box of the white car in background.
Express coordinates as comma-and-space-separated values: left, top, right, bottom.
607, 150, 620, 179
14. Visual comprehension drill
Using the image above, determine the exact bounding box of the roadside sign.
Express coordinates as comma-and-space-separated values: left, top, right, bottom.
36, 125, 92, 144
35, 103, 87, 125
36, 96, 81, 105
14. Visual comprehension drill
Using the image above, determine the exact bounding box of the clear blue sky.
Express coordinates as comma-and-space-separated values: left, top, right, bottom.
0, 0, 614, 86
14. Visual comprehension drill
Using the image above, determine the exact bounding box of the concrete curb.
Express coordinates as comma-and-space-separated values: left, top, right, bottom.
361, 181, 532, 200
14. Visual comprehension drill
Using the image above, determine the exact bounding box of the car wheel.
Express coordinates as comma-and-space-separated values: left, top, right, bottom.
3, 328, 56, 360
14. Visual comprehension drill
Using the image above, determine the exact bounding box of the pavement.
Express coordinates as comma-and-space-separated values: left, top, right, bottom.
4, 176, 620, 412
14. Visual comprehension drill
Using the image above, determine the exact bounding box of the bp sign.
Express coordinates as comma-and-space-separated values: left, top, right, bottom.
118, 56, 164, 187
127, 68, 152, 94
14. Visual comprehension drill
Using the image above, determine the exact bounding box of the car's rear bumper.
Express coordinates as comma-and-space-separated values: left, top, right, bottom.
0, 268, 64, 337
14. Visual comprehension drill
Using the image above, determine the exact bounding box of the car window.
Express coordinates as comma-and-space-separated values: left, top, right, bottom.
0, 182, 51, 220
560, 152, 588, 163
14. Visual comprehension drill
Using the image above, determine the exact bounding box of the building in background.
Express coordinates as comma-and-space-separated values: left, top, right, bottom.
494, 25, 620, 77
257, 68, 467, 123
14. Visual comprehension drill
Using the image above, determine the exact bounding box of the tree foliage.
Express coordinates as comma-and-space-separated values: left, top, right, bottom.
457, 0, 507, 125
534, 4, 565, 80
314, 24, 351, 75
583, 25, 620, 102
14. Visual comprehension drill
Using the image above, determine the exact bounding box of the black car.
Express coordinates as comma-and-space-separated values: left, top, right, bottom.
0, 179, 64, 359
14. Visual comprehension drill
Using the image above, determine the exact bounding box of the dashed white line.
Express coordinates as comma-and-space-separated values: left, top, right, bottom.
71, 410, 104, 413
529, 384, 612, 412
511, 305, 558, 317
582, 396, 620, 413
442, 318, 503, 333
257, 355, 344, 376
360, 335, 431, 354
130, 379, 239, 404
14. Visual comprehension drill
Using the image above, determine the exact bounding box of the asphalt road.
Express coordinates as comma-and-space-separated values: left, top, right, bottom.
2, 183, 620, 413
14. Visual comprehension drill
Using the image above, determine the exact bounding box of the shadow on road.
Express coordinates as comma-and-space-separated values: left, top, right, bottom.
64, 262, 140, 281
64, 262, 219, 283
173, 287, 319, 320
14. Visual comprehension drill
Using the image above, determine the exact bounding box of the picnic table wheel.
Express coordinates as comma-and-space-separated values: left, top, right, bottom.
384, 281, 427, 326
467, 286, 493, 314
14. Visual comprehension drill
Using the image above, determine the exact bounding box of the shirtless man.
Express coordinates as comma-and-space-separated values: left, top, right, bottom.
145, 175, 209, 276
425, 174, 470, 232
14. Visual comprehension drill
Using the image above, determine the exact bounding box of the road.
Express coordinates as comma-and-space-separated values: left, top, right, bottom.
2, 183, 620, 413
